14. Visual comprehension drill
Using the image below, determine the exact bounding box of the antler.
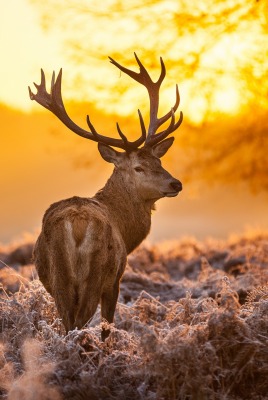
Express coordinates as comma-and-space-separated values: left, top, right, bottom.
28, 69, 146, 152
109, 52, 183, 147
29, 54, 183, 151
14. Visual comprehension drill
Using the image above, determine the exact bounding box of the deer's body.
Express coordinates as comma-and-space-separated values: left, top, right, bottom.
34, 194, 128, 334
30, 54, 183, 340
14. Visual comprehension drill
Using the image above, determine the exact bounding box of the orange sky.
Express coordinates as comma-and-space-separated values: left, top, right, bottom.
1, 0, 268, 244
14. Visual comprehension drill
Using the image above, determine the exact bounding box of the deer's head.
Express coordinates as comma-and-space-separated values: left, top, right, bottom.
98, 139, 182, 202
29, 54, 183, 202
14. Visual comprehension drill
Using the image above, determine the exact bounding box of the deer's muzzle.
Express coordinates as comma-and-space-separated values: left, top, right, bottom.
164, 179, 182, 197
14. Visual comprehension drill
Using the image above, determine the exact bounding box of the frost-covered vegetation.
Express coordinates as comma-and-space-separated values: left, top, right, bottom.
0, 233, 267, 399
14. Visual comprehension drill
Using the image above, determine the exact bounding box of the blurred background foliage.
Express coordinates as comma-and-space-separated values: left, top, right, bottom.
29, 0, 268, 191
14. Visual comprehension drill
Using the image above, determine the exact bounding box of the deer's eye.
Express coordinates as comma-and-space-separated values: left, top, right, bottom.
134, 166, 144, 173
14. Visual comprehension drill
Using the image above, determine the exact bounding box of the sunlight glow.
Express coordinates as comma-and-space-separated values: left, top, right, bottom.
213, 86, 240, 115
1, 0, 268, 125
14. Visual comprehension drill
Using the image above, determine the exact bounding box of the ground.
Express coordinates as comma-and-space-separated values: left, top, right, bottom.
0, 232, 267, 399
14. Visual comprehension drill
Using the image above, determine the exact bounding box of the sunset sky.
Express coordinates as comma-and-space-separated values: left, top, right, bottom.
1, 0, 268, 244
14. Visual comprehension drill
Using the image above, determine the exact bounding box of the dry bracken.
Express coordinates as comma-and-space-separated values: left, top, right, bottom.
0, 232, 267, 399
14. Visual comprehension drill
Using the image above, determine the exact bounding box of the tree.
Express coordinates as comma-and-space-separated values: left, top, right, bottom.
30, 0, 268, 191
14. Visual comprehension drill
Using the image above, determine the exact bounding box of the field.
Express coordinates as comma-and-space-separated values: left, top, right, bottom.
0, 232, 267, 400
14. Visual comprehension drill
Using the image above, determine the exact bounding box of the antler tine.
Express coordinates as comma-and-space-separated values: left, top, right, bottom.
156, 84, 180, 127
156, 57, 166, 87
116, 108, 147, 151
29, 69, 50, 110
109, 53, 151, 86
147, 110, 183, 147
29, 68, 146, 151
51, 70, 56, 94
116, 123, 129, 147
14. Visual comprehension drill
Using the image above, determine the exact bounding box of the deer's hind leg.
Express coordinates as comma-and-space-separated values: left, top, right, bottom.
34, 235, 78, 332
73, 281, 101, 330
49, 239, 80, 332
54, 284, 78, 332
73, 260, 104, 330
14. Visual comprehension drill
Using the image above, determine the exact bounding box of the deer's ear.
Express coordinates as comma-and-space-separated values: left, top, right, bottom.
152, 137, 174, 158
98, 143, 123, 165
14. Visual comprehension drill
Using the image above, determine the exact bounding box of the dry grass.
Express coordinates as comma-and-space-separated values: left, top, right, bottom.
0, 232, 267, 399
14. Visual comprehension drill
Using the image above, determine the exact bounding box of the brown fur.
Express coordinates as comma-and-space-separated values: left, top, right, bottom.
69, 208, 89, 247
34, 145, 182, 340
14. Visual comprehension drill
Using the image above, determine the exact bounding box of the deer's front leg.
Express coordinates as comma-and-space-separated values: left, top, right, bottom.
101, 278, 120, 341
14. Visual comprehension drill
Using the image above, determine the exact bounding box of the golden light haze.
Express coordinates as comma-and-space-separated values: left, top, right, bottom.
2, 0, 267, 121
1, 0, 268, 244
0, 0, 65, 111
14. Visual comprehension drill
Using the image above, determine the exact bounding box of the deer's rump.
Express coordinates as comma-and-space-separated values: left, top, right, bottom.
33, 196, 126, 331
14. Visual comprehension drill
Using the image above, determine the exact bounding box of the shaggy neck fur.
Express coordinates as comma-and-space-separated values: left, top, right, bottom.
95, 167, 153, 254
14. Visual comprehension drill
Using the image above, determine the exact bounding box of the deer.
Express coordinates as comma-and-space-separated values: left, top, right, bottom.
29, 53, 183, 340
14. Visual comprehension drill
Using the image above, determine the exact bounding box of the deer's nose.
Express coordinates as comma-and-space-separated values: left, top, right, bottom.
170, 180, 182, 192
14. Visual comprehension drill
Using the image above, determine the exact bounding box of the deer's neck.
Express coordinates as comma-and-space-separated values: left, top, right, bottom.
95, 169, 152, 254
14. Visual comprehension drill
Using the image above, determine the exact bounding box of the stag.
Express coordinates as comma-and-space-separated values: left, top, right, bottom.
29, 53, 183, 340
